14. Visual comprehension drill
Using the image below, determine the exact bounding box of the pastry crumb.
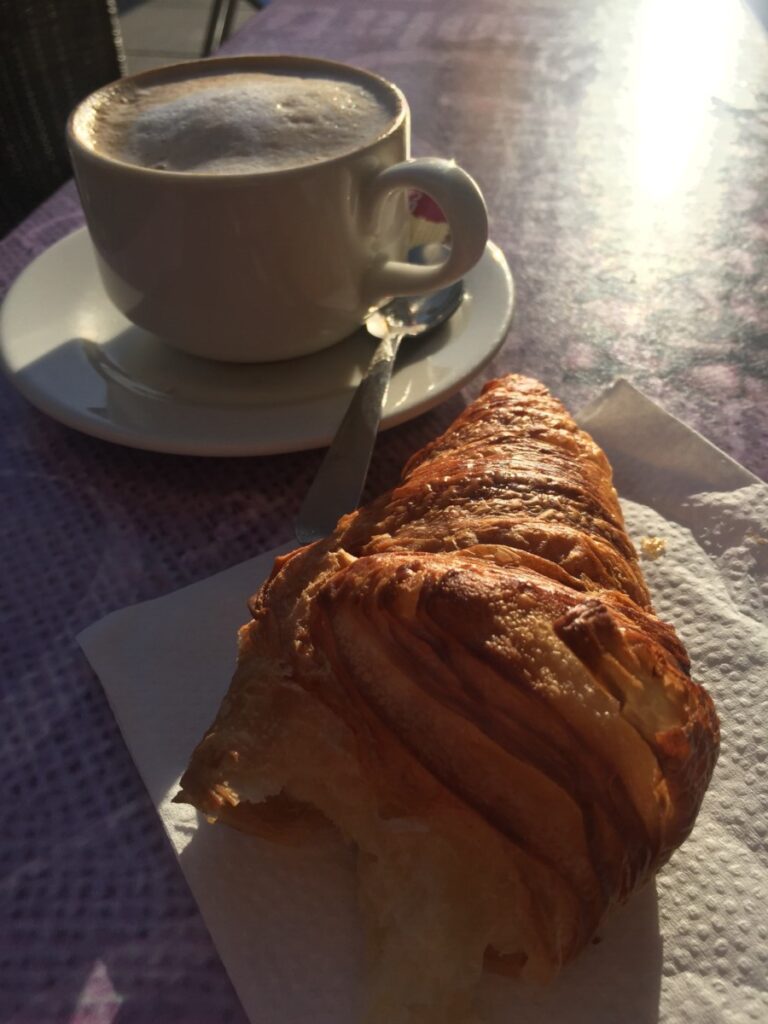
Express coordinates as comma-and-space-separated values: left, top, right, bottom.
639, 536, 667, 560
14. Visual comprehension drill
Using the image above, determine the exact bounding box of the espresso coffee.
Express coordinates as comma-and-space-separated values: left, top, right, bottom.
75, 68, 398, 174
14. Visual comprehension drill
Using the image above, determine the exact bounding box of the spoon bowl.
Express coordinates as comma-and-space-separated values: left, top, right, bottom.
365, 280, 464, 341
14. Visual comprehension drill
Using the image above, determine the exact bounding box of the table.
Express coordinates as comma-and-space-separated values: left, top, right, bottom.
1, 1, 766, 1021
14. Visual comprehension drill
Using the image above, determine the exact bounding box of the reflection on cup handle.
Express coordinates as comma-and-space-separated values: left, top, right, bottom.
363, 156, 488, 304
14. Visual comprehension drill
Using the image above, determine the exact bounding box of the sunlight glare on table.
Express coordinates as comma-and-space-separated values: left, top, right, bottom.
629, 0, 743, 203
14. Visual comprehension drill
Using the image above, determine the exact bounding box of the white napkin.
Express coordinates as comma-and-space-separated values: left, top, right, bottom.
79, 380, 768, 1024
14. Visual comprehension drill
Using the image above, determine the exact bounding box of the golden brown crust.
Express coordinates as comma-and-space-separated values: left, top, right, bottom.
176, 374, 719, 1013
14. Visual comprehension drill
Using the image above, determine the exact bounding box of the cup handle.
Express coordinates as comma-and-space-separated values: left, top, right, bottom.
363, 157, 489, 305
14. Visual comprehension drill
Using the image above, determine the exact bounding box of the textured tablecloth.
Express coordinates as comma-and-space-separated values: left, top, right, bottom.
1, 1, 767, 1022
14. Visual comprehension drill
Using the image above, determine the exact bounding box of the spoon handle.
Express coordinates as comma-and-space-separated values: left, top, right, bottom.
294, 329, 403, 545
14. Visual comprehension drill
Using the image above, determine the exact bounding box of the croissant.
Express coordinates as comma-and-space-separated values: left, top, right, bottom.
177, 374, 719, 1023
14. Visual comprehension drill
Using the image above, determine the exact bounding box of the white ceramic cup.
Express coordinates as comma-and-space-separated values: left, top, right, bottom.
67, 54, 488, 363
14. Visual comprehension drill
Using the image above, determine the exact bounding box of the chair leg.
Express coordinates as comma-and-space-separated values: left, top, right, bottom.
201, 0, 226, 56
220, 0, 240, 45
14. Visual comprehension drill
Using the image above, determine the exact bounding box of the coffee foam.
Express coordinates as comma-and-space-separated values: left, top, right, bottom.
83, 70, 397, 174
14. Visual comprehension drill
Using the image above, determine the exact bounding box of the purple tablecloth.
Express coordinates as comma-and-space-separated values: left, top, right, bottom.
2, 1, 767, 1021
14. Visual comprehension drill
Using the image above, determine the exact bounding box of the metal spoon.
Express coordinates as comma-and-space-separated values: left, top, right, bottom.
295, 269, 464, 544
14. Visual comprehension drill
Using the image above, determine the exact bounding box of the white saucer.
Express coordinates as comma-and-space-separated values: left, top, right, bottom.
0, 228, 514, 456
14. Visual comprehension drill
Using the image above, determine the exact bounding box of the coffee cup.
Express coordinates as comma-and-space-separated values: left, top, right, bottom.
67, 55, 488, 363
